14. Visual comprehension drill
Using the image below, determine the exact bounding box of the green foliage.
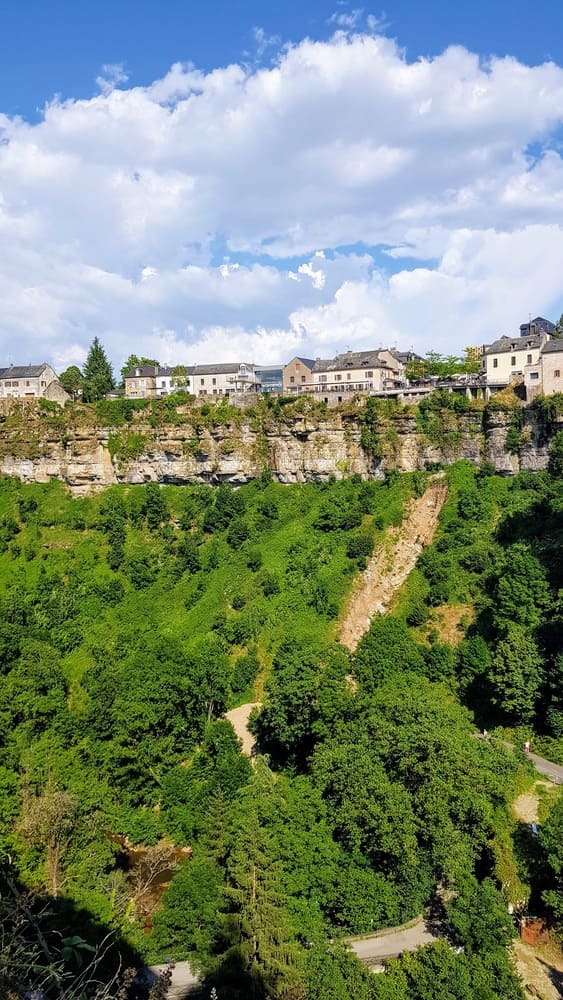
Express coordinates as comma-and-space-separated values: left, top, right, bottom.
548, 429, 563, 477
539, 796, 563, 921
58, 365, 83, 400
107, 430, 147, 462
144, 481, 169, 531
81, 337, 115, 402
0, 463, 557, 997
119, 354, 158, 386
314, 494, 362, 531
255, 641, 353, 768
489, 627, 543, 724
372, 939, 524, 1000
445, 877, 516, 953
353, 617, 425, 689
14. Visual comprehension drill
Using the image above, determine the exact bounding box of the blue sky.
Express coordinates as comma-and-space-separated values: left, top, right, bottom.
2, 0, 562, 119
1, 1, 563, 369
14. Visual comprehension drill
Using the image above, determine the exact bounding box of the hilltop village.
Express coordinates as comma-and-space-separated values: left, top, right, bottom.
1, 315, 562, 406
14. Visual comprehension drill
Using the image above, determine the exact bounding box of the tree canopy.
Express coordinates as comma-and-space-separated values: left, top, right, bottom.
82, 337, 115, 401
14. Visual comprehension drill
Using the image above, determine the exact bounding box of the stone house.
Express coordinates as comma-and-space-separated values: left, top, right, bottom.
124, 364, 191, 398
191, 363, 258, 396
484, 332, 549, 388
311, 350, 404, 397
524, 339, 563, 400
282, 357, 316, 393
124, 361, 260, 398
0, 363, 68, 402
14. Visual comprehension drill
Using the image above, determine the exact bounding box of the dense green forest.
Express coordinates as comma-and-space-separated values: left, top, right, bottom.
1, 440, 562, 998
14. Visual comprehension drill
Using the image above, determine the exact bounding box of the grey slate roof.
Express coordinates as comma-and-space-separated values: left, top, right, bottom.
541, 339, 563, 354
391, 350, 422, 363
190, 363, 254, 376
125, 362, 256, 379
0, 364, 50, 379
125, 364, 177, 378
288, 357, 316, 369
520, 316, 555, 337
484, 336, 544, 356
312, 350, 388, 374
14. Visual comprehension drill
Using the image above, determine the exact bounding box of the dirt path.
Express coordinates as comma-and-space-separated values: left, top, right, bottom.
512, 781, 554, 825
514, 939, 563, 1000
513, 791, 540, 825
225, 702, 260, 756
339, 478, 448, 651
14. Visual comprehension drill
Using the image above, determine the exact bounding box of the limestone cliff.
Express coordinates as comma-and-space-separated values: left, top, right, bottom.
0, 397, 558, 494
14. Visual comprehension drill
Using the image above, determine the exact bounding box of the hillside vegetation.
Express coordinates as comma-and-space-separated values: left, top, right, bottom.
0, 451, 562, 998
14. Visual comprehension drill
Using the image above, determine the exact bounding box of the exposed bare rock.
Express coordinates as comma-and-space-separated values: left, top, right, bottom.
0, 400, 556, 494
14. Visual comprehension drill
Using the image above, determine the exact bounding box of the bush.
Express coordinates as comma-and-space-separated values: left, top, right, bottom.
226, 517, 250, 548
346, 533, 373, 561
246, 547, 263, 571
231, 649, 260, 694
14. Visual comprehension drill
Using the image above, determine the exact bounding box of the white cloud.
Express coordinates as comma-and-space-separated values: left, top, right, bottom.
1, 30, 563, 370
96, 63, 129, 95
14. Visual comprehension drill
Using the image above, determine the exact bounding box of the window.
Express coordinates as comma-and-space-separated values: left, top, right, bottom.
26, 380, 30, 387
527, 354, 532, 364
530, 372, 539, 380
493, 359, 498, 369
290, 376, 295, 383
301, 375, 306, 383
511, 357, 516, 366
12, 381, 18, 387
141, 379, 146, 386
319, 375, 327, 383
347, 373, 351, 380
161, 381, 166, 387
212, 378, 216, 385
335, 374, 342, 382
200, 378, 205, 385
367, 371, 373, 377
555, 370, 561, 378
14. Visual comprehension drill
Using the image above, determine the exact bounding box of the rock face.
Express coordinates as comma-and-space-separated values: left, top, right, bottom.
0, 400, 557, 494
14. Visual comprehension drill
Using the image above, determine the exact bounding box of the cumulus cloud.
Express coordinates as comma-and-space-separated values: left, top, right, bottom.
1, 28, 563, 370
95, 63, 129, 95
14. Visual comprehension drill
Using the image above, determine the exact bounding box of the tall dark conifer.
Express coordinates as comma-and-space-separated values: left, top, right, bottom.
82, 337, 115, 402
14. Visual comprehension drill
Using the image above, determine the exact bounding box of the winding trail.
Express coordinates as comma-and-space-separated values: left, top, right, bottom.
339, 478, 448, 651
225, 702, 260, 757
348, 916, 440, 966
146, 918, 440, 996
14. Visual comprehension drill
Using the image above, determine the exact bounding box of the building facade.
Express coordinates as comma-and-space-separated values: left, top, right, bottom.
524, 339, 563, 400
282, 357, 316, 394
124, 364, 192, 398
191, 363, 258, 396
484, 333, 549, 387
0, 364, 64, 401
311, 350, 403, 396
256, 365, 284, 394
